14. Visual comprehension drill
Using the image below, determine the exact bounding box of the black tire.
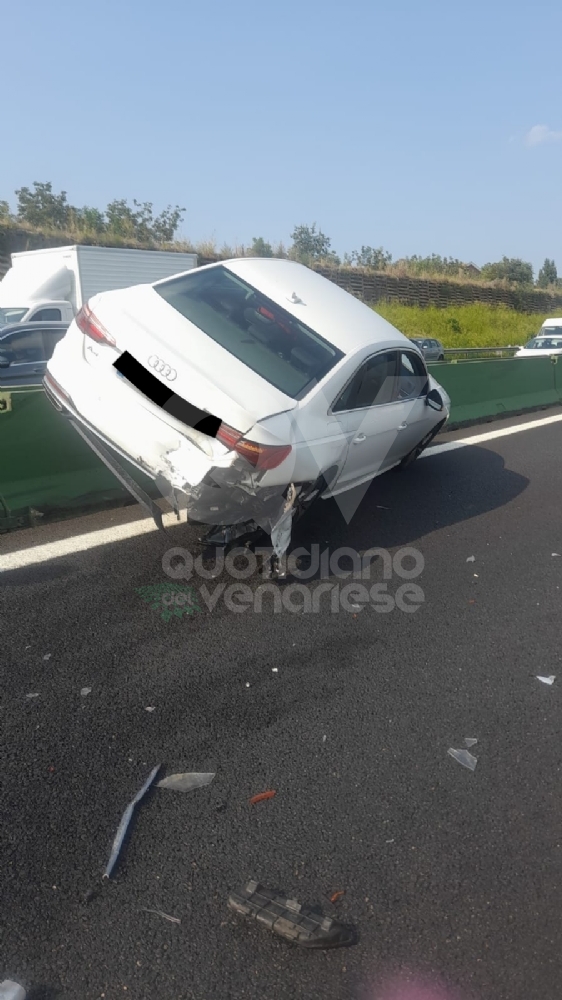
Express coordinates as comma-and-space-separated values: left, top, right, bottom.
293, 467, 338, 522
438, 353, 445, 361
396, 419, 447, 470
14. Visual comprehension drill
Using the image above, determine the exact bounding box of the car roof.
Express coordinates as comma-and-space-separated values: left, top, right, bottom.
0, 321, 69, 337
185, 258, 412, 354
542, 319, 562, 326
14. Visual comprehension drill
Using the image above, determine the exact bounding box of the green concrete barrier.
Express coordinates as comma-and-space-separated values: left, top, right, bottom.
0, 385, 157, 532
428, 356, 562, 427
1, 358, 562, 532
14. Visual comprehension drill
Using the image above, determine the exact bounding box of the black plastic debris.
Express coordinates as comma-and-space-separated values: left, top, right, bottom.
228, 880, 356, 948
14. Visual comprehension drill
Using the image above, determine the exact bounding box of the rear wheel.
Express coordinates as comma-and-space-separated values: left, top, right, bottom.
293, 467, 338, 522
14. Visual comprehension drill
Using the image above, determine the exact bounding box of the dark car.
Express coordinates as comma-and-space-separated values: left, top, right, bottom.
0, 321, 70, 388
409, 337, 445, 362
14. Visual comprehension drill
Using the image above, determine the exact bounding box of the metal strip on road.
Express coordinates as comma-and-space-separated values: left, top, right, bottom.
2, 411, 562, 573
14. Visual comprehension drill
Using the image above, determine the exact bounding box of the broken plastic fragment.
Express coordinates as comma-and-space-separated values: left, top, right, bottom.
228, 880, 356, 948
466, 556, 475, 563
43, 653, 52, 661
80, 687, 92, 697
448, 748, 477, 771
145, 706, 156, 712
0, 982, 26, 1000
536, 675, 556, 685
143, 908, 181, 924
103, 764, 161, 879
552, 553, 561, 557
157, 772, 215, 792
249, 790, 276, 805
26, 693, 39, 699
330, 890, 345, 903
463, 738, 478, 747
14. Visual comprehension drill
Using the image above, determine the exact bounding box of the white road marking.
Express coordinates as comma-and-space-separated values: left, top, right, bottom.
2, 411, 562, 572
420, 411, 562, 459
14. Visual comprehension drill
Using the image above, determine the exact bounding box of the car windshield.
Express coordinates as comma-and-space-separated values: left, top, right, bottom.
524, 337, 562, 349
0, 307, 27, 326
154, 266, 344, 399
410, 339, 424, 347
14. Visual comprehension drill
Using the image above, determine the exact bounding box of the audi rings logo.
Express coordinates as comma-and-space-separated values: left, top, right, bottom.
148, 355, 177, 381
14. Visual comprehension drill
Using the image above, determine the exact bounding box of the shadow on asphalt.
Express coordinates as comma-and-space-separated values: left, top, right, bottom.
292, 444, 528, 570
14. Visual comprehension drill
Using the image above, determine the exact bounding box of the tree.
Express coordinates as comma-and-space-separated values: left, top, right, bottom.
0, 200, 10, 221
346, 245, 392, 270
249, 237, 274, 257
537, 258, 558, 288
480, 256, 534, 285
15, 181, 71, 229
289, 223, 338, 264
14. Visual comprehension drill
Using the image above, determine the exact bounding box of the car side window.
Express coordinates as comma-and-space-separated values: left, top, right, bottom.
332, 351, 398, 411
30, 308, 62, 322
396, 351, 429, 400
41, 327, 67, 359
1, 328, 46, 363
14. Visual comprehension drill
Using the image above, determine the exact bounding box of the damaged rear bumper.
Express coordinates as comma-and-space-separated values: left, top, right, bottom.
43, 373, 298, 553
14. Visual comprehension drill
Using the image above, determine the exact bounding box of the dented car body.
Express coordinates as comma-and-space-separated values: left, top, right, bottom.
44, 259, 450, 555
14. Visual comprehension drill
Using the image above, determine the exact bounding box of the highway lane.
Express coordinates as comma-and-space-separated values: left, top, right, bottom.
1, 413, 562, 1000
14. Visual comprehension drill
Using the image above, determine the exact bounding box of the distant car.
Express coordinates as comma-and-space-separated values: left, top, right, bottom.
44, 260, 450, 555
409, 337, 445, 362
515, 333, 562, 358
0, 321, 69, 387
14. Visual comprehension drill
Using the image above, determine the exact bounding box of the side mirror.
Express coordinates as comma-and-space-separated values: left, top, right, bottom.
426, 387, 444, 411
0, 352, 11, 369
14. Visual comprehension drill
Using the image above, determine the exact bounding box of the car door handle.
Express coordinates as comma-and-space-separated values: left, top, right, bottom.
352, 434, 366, 444
397, 423, 408, 430
32, 367, 43, 373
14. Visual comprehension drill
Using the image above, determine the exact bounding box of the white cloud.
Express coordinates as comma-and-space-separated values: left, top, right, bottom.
525, 124, 562, 147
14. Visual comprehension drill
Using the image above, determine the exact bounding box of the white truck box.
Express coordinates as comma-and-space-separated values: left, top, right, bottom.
0, 245, 198, 325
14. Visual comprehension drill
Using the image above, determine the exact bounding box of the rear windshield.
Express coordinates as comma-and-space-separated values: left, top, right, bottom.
154, 266, 344, 399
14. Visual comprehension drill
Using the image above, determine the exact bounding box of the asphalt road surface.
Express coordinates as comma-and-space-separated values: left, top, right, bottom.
1, 413, 562, 1000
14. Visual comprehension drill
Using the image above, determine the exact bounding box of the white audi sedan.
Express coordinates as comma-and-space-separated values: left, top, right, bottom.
44, 259, 450, 554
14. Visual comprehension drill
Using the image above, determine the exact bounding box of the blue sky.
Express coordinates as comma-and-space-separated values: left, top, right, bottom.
2, 0, 561, 272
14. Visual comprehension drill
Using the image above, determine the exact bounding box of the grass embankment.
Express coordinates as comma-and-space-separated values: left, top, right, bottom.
372, 302, 551, 348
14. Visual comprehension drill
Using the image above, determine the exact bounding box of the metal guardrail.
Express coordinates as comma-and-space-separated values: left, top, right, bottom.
440, 346, 520, 361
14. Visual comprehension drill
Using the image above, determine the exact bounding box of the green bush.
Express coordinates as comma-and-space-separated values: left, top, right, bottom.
372, 302, 548, 348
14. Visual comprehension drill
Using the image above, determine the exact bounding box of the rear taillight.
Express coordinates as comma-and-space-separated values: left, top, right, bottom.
217, 423, 292, 470
76, 303, 116, 347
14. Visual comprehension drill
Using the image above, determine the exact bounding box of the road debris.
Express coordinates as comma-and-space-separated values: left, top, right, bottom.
463, 738, 478, 747
26, 693, 39, 700
42, 653, 52, 661
537, 675, 556, 685
0, 982, 26, 1000
552, 553, 561, 557
272, 667, 278, 673
466, 556, 475, 563
249, 790, 276, 805
157, 772, 215, 792
80, 687, 92, 697
103, 764, 161, 879
330, 890, 345, 903
448, 747, 477, 771
145, 706, 156, 712
322, 735, 327, 742
245, 682, 250, 688
143, 908, 181, 925
228, 880, 356, 948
